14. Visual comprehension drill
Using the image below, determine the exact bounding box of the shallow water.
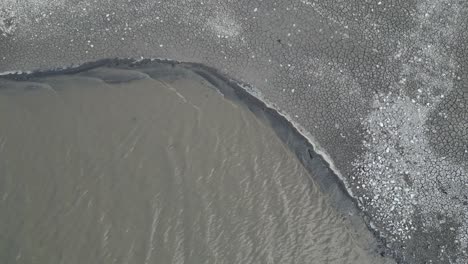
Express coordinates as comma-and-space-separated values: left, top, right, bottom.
0, 67, 392, 263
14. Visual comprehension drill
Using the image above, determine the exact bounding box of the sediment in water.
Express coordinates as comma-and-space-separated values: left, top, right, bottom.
0, 58, 394, 261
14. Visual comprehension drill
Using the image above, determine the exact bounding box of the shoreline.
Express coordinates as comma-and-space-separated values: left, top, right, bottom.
181, 61, 392, 259
0, 58, 394, 262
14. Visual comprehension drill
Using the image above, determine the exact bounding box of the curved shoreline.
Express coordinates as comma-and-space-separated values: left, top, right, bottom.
0, 58, 394, 261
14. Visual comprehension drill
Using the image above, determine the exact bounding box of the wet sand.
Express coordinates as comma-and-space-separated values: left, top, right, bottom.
0, 64, 393, 263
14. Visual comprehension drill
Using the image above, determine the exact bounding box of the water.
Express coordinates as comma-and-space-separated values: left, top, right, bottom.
0, 66, 392, 263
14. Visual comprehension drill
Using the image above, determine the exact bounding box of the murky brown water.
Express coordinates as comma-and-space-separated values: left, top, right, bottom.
0, 67, 392, 263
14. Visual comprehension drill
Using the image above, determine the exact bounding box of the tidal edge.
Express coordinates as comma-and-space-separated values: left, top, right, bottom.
0, 58, 397, 263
